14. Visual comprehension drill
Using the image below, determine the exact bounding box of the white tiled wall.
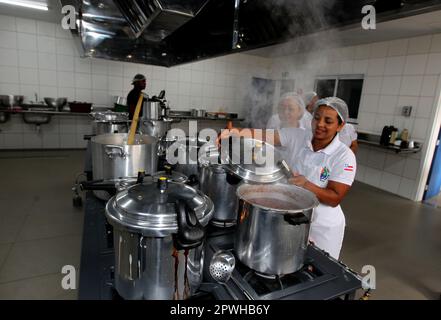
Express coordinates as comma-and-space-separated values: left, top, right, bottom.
0, 15, 271, 149
269, 33, 441, 200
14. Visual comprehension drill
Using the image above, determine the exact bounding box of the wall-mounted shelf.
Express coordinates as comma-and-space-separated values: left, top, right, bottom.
0, 109, 90, 116
357, 132, 422, 154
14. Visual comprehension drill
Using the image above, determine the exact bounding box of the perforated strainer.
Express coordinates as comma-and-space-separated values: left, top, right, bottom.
209, 250, 236, 283
209, 250, 238, 299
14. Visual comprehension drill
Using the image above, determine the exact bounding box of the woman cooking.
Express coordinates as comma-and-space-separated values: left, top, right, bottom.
221, 97, 356, 259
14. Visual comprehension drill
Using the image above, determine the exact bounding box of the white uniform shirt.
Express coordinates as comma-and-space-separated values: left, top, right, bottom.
278, 128, 357, 259
339, 124, 358, 147
266, 114, 281, 129
298, 112, 313, 131
266, 113, 312, 130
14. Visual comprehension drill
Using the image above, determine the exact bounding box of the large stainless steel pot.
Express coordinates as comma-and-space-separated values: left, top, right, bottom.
199, 138, 286, 227
170, 137, 214, 180
140, 119, 171, 138
143, 101, 162, 120
105, 178, 214, 300
235, 183, 319, 276
91, 111, 130, 135
91, 133, 158, 200
220, 136, 287, 184
199, 164, 241, 227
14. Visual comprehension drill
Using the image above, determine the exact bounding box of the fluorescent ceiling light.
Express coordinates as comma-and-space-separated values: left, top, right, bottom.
0, 0, 48, 11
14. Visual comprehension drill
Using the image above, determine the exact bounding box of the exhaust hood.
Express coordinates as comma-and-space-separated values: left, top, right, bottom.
60, 0, 441, 67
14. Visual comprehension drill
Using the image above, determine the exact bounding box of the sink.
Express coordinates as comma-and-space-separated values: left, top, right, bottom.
21, 104, 54, 125
22, 112, 52, 125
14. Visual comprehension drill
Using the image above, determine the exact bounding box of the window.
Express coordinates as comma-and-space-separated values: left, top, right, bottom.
280, 79, 295, 97
315, 75, 364, 122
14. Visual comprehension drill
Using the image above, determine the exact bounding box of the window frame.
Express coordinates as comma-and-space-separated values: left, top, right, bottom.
314, 74, 364, 124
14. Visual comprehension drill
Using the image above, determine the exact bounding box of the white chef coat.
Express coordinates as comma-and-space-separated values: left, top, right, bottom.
339, 123, 358, 147
266, 114, 281, 129
266, 113, 312, 130
298, 112, 313, 131
278, 128, 357, 259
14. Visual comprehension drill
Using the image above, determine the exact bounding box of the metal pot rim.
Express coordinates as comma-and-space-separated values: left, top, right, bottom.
236, 183, 319, 213
219, 137, 286, 183
91, 133, 158, 145
105, 183, 214, 236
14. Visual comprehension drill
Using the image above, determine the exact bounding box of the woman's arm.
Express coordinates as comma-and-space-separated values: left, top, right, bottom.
289, 175, 351, 207
350, 140, 358, 154
219, 127, 282, 146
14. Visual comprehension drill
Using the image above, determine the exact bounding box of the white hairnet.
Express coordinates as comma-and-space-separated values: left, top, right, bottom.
278, 92, 306, 114
302, 91, 318, 106
314, 97, 349, 123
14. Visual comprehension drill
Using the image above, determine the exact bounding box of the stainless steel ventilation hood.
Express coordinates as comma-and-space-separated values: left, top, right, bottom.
59, 0, 441, 67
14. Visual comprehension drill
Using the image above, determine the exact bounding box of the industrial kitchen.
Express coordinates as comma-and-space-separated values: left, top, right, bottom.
0, 0, 440, 303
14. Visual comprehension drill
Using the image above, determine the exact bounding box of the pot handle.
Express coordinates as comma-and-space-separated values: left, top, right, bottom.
79, 180, 116, 192
105, 145, 127, 159
226, 171, 242, 185
174, 199, 205, 250
186, 174, 199, 187
284, 212, 310, 226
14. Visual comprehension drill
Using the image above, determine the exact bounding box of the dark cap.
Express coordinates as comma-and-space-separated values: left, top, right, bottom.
131, 74, 146, 84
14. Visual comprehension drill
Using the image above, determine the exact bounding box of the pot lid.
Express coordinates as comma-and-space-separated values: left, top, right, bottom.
152, 169, 188, 183
237, 183, 319, 213
220, 137, 286, 183
91, 111, 129, 122
105, 177, 213, 236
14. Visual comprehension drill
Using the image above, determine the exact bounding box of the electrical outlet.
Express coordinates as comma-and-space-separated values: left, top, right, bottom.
402, 106, 412, 117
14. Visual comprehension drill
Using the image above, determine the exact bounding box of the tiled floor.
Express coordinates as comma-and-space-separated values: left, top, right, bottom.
341, 182, 441, 300
0, 150, 84, 299
0, 150, 440, 300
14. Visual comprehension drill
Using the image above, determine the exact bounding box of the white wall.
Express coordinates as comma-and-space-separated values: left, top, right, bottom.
269, 34, 441, 201
0, 15, 271, 149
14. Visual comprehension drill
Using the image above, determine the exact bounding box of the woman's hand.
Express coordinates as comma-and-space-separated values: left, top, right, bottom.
288, 172, 308, 188
216, 127, 241, 146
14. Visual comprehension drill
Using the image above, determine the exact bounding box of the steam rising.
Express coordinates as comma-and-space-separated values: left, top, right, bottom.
240, 0, 346, 125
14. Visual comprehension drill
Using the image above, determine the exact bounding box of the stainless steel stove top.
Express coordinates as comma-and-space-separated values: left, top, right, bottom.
78, 193, 362, 300
200, 227, 363, 300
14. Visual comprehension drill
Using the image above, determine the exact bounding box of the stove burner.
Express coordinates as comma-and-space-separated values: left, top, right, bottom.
211, 220, 236, 228
253, 271, 277, 280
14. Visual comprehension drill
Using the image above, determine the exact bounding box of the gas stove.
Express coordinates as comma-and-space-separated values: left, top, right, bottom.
78, 193, 362, 300
198, 227, 362, 300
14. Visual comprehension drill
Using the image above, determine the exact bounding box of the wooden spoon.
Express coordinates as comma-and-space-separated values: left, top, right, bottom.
127, 93, 144, 145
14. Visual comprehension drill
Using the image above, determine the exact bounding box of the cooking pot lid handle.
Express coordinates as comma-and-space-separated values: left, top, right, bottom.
226, 171, 242, 185
173, 199, 205, 250
284, 212, 310, 226
186, 174, 199, 187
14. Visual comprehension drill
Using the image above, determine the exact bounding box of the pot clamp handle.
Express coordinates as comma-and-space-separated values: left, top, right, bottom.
105, 145, 128, 159
284, 212, 310, 226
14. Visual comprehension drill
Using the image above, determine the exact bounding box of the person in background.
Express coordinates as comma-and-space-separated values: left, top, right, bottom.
220, 97, 356, 259
339, 123, 358, 154
266, 92, 307, 129
298, 91, 319, 130
127, 74, 147, 120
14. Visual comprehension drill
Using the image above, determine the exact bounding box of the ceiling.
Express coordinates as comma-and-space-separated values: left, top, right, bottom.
1, 0, 441, 65
245, 7, 441, 57
0, 0, 62, 22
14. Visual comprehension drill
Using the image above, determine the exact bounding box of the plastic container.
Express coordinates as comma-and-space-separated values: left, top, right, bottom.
114, 103, 129, 113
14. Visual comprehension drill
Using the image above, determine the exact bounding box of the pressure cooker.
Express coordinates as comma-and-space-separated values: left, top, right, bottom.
105, 177, 214, 300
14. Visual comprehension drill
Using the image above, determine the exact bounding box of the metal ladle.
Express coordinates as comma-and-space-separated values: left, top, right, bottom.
209, 250, 238, 299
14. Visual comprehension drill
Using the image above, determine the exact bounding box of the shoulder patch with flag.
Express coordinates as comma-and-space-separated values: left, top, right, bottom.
344, 164, 354, 172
